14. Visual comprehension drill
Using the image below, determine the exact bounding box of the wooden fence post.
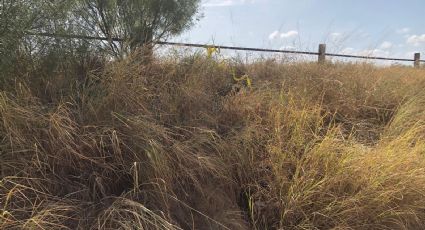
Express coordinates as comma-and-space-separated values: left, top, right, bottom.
318, 44, 326, 64
414, 53, 421, 68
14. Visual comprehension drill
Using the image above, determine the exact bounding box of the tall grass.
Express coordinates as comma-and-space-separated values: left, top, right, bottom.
1, 52, 425, 229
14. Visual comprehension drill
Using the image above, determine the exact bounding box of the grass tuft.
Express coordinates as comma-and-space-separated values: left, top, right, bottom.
1, 53, 425, 229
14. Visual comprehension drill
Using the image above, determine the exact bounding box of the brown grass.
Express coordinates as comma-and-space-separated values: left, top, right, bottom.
1, 52, 425, 229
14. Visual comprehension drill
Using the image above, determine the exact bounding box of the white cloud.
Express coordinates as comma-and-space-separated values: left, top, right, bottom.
380, 41, 393, 49
396, 27, 411, 34
407, 34, 425, 46
268, 30, 280, 40
280, 30, 299, 39
268, 30, 299, 40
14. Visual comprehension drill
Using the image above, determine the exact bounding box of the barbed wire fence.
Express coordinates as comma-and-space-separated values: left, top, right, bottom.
27, 32, 424, 67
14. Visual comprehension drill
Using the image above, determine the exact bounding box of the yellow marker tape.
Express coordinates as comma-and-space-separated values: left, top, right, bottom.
206, 46, 220, 58
246, 76, 252, 87
232, 72, 252, 88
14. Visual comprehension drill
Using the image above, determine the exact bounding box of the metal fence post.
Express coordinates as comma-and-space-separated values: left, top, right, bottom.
414, 53, 421, 68
318, 44, 326, 64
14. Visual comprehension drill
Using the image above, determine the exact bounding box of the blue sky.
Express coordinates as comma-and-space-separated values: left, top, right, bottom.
174, 0, 425, 60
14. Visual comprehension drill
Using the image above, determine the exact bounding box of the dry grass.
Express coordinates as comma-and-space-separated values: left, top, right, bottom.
1, 52, 425, 229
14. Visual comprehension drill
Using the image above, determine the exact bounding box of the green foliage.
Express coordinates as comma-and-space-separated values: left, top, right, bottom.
76, 0, 201, 53
0, 0, 201, 88
0, 0, 201, 59
0, 1, 80, 82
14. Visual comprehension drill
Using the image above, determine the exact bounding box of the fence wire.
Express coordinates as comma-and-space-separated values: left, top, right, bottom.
27, 32, 425, 63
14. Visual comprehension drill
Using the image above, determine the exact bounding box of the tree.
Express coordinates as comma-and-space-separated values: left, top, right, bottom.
0, 0, 78, 81
76, 0, 201, 56
1, 0, 201, 59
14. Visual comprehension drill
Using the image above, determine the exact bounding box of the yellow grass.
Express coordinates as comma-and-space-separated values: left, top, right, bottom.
1, 52, 425, 229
